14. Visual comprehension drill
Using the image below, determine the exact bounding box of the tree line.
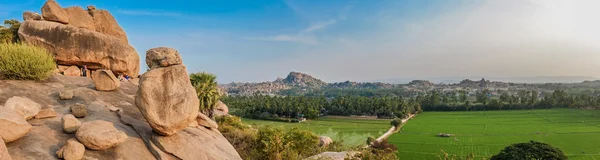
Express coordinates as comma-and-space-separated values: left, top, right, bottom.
221, 95, 421, 120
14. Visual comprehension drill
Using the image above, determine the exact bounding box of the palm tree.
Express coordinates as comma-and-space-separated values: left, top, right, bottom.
190, 72, 220, 118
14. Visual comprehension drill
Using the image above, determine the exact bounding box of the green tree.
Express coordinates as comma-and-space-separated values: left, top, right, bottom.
476, 89, 491, 105
190, 72, 220, 118
490, 141, 567, 160
0, 19, 21, 44
459, 90, 467, 103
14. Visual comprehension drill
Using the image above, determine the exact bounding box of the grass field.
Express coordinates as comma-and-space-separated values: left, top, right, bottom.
389, 109, 600, 160
242, 116, 392, 146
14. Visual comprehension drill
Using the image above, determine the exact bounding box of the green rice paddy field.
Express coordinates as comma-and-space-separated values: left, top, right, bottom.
242, 117, 391, 146
389, 109, 600, 160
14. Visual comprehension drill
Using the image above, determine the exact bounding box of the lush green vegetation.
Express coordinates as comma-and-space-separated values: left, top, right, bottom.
0, 43, 56, 80
222, 95, 421, 120
242, 116, 391, 146
490, 141, 567, 160
0, 19, 20, 44
190, 72, 220, 117
389, 109, 600, 159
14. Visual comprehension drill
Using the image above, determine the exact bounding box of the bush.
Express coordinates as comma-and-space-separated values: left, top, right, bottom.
390, 118, 401, 127
490, 141, 567, 160
0, 43, 55, 80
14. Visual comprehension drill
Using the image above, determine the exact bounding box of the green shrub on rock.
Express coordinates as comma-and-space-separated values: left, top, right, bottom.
0, 43, 56, 80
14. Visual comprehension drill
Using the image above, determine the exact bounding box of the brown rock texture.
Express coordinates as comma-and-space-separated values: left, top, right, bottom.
214, 100, 229, 116
76, 120, 128, 150
91, 70, 120, 91
0, 107, 32, 143
62, 114, 81, 134
64, 6, 95, 30
35, 108, 58, 119
63, 66, 81, 77
22, 11, 42, 21
3, 96, 41, 120
41, 0, 69, 24
19, 20, 140, 77
59, 90, 74, 100
145, 47, 183, 70
89, 9, 128, 43
197, 113, 218, 129
70, 103, 87, 118
0, 138, 11, 160
135, 65, 199, 136
56, 138, 85, 160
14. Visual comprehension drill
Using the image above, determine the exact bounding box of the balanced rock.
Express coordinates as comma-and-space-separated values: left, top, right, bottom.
145, 47, 183, 70
62, 114, 81, 133
0, 107, 32, 143
76, 120, 128, 150
0, 138, 11, 160
41, 0, 69, 24
319, 136, 333, 147
35, 108, 57, 119
56, 138, 85, 160
63, 66, 80, 77
70, 103, 87, 118
23, 11, 42, 21
91, 70, 120, 91
18, 20, 140, 77
3, 96, 41, 120
59, 90, 74, 100
64, 6, 95, 30
135, 65, 199, 136
197, 113, 218, 129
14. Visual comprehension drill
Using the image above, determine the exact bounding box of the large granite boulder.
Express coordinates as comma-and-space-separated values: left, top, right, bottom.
145, 47, 183, 70
0, 107, 32, 143
18, 20, 140, 77
3, 96, 41, 120
76, 120, 128, 150
135, 65, 199, 136
41, 0, 69, 24
22, 11, 42, 21
63, 66, 81, 77
156, 127, 242, 160
64, 6, 95, 30
56, 138, 85, 160
88, 9, 128, 43
91, 70, 120, 91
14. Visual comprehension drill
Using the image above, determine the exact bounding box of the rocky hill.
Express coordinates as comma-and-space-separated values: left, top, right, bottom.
275, 71, 327, 87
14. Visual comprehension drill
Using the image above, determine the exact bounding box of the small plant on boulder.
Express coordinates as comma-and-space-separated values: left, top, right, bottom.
0, 43, 56, 80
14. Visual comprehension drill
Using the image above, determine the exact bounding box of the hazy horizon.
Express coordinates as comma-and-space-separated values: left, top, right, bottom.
2, 0, 599, 83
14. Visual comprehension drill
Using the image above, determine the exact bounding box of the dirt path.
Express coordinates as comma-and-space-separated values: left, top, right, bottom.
374, 114, 416, 143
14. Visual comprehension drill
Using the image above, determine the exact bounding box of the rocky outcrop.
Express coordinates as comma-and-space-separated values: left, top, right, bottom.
0, 107, 32, 143
135, 64, 199, 136
91, 70, 120, 91
35, 108, 57, 119
62, 114, 81, 134
41, 0, 69, 24
88, 9, 128, 43
19, 20, 140, 77
70, 103, 87, 118
3, 96, 41, 120
145, 47, 183, 70
56, 138, 85, 160
76, 120, 128, 150
214, 100, 229, 116
23, 11, 42, 21
278, 71, 327, 87
0, 138, 11, 160
0, 74, 241, 159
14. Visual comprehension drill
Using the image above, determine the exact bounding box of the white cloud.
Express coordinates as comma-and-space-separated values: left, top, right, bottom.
302, 19, 336, 33
117, 10, 182, 17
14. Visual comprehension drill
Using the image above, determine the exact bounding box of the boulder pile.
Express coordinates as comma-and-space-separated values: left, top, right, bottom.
135, 47, 199, 136
19, 0, 140, 78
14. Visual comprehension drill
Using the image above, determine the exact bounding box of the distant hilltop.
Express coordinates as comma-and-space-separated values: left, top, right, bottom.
219, 72, 600, 96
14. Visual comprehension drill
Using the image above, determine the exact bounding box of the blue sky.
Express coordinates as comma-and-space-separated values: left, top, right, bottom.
2, 0, 600, 83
